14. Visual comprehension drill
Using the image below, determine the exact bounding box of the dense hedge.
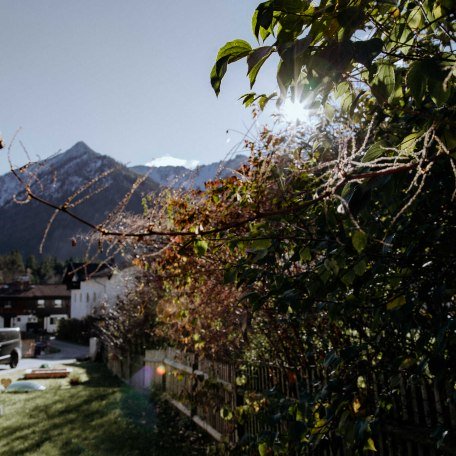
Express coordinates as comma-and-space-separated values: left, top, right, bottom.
57, 316, 98, 345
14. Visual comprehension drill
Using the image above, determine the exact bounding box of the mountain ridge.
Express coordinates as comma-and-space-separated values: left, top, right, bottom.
0, 142, 248, 260
129, 154, 247, 189
0, 142, 158, 259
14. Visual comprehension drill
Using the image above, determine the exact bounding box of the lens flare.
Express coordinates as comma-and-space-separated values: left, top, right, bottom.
156, 364, 166, 376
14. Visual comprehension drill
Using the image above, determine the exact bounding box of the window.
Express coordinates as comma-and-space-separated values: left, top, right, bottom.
37, 299, 45, 308
86, 292, 90, 303
54, 299, 62, 308
50, 317, 55, 325
16, 317, 21, 322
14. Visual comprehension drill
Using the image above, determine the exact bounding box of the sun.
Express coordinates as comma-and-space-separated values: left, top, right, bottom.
281, 98, 318, 125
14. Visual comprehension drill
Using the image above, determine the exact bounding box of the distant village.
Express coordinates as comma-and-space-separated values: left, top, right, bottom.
0, 260, 136, 334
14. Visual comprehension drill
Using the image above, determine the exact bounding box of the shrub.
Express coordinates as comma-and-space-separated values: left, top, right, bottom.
56, 316, 98, 345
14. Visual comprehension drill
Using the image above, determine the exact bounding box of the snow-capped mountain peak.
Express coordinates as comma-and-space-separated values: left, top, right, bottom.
145, 156, 199, 169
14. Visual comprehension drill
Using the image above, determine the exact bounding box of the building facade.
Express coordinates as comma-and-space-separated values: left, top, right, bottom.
0, 281, 71, 333
63, 263, 137, 319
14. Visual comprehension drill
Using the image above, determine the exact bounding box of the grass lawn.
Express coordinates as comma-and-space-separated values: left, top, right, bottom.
0, 362, 211, 456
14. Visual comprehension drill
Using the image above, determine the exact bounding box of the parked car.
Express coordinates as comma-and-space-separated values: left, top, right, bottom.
0, 328, 22, 368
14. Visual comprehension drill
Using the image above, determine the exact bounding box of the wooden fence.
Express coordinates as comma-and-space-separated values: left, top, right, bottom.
144, 348, 237, 443
108, 347, 456, 454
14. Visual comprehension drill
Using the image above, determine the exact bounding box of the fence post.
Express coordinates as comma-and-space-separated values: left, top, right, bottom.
190, 353, 199, 417
235, 367, 245, 444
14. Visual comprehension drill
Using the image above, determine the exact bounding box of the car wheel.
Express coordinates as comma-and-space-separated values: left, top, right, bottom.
9, 351, 19, 369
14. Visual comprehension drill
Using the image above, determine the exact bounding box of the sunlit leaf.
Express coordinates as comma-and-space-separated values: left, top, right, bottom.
352, 398, 362, 413
211, 40, 252, 95
258, 442, 269, 456
364, 437, 377, 452
194, 239, 208, 256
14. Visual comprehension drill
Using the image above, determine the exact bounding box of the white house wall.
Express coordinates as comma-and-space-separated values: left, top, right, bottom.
70, 278, 108, 319
11, 314, 38, 332
70, 267, 138, 320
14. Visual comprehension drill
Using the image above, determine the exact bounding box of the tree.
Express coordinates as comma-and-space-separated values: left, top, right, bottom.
211, 0, 455, 156
0, 251, 25, 282
205, 1, 456, 452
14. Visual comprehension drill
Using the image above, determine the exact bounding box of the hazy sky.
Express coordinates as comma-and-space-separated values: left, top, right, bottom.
0, 0, 279, 174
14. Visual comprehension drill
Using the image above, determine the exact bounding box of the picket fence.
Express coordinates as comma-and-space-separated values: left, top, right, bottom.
106, 346, 456, 455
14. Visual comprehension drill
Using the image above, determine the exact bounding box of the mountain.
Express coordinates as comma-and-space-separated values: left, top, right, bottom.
0, 142, 158, 260
0, 142, 248, 260
129, 154, 248, 190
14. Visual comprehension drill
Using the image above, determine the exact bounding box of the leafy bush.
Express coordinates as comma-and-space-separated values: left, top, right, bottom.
56, 316, 97, 345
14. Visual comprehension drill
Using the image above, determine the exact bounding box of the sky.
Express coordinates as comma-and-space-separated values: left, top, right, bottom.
0, 0, 279, 175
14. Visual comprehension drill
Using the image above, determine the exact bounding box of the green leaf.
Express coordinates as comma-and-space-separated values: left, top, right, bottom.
352, 231, 367, 253
354, 259, 367, 276
258, 442, 269, 456
248, 239, 272, 251
364, 437, 377, 452
352, 38, 383, 68
210, 58, 228, 96
387, 295, 406, 310
324, 258, 339, 275
247, 46, 274, 88
341, 269, 356, 286
239, 92, 256, 107
252, 2, 274, 40
277, 58, 293, 98
362, 141, 387, 163
235, 375, 247, 386
258, 93, 276, 110
220, 406, 233, 420
372, 63, 395, 103
299, 247, 311, 262
407, 7, 423, 30
275, 0, 309, 14
407, 61, 426, 104
378, 64, 396, 98
335, 81, 353, 112
428, 71, 451, 106
215, 40, 253, 66
400, 131, 423, 153
194, 239, 208, 256
211, 40, 252, 95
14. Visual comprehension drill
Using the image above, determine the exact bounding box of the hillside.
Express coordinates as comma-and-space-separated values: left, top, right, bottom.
0, 142, 158, 259
0, 143, 248, 260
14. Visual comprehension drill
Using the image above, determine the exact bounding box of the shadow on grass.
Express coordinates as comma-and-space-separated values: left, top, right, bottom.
0, 361, 212, 456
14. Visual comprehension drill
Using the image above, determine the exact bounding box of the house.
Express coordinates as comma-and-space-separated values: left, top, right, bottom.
0, 278, 71, 333
63, 262, 137, 319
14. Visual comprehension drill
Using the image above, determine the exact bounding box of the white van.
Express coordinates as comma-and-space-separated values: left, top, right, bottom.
0, 328, 22, 368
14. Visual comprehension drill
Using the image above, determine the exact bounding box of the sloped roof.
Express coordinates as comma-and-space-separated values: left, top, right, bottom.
0, 284, 70, 298
62, 262, 113, 289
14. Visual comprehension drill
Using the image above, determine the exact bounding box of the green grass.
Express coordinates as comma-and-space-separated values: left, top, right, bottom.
0, 362, 211, 456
